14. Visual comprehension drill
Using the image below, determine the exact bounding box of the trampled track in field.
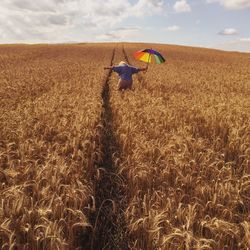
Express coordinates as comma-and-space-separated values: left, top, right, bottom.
91, 47, 129, 250
92, 45, 150, 249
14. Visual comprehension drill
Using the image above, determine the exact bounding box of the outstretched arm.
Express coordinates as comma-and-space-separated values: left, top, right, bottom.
104, 66, 113, 70
138, 64, 148, 72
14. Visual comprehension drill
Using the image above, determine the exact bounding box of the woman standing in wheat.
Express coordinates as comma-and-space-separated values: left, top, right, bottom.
104, 61, 147, 91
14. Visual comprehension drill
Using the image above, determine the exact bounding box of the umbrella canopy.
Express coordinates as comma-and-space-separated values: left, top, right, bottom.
134, 48, 165, 64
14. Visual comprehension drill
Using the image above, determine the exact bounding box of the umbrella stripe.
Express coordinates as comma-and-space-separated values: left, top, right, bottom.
157, 55, 165, 63
147, 53, 152, 63
154, 54, 161, 64
142, 49, 162, 57
139, 53, 151, 63
134, 51, 144, 58
159, 56, 165, 63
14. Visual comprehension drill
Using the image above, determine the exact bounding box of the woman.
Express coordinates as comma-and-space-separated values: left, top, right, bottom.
104, 61, 148, 91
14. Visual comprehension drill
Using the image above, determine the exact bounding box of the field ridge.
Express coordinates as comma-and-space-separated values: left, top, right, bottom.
91, 47, 129, 249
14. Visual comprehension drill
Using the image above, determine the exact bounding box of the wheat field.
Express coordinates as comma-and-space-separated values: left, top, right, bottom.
0, 43, 249, 249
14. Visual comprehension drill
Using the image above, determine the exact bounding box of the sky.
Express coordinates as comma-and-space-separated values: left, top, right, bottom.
0, 0, 250, 52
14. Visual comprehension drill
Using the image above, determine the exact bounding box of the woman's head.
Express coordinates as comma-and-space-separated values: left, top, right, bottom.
119, 61, 127, 66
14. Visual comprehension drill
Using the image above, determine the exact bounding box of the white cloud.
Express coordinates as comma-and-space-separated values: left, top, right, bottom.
165, 25, 180, 31
239, 37, 250, 42
0, 0, 166, 43
213, 38, 250, 52
131, 0, 165, 16
218, 28, 238, 35
207, 0, 250, 10
96, 26, 141, 41
2, 0, 58, 12
174, 0, 191, 12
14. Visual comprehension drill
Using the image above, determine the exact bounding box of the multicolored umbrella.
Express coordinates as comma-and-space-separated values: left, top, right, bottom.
134, 48, 165, 64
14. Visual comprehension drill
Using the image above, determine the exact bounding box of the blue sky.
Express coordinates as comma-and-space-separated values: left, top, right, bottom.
0, 0, 249, 52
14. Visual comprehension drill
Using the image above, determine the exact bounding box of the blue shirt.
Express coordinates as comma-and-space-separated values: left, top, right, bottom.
112, 65, 139, 81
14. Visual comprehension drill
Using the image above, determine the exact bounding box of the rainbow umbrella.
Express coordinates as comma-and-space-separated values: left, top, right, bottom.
134, 48, 165, 65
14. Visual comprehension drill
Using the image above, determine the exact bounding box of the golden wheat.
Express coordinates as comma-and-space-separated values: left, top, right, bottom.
0, 42, 249, 250
0, 44, 113, 249
109, 43, 250, 249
